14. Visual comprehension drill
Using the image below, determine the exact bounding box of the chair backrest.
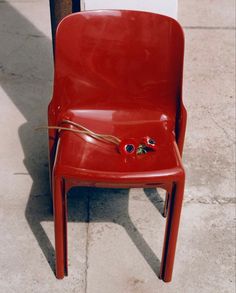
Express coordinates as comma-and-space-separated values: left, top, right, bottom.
52, 10, 184, 124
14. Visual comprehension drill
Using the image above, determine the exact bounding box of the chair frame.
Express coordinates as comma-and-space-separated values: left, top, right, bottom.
47, 10, 187, 282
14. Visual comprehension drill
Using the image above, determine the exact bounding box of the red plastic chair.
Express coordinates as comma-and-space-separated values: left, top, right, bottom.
48, 10, 187, 282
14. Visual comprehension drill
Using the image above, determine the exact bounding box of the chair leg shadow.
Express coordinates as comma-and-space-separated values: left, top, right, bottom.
87, 188, 162, 276
120, 215, 161, 275
143, 188, 165, 215
25, 194, 55, 273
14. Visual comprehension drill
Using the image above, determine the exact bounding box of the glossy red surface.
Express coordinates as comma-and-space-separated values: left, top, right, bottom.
48, 10, 187, 282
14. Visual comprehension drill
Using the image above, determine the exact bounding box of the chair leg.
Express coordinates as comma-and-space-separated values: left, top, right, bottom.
159, 179, 185, 282
53, 176, 68, 279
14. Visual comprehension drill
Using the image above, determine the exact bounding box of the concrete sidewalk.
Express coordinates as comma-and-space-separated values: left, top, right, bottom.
0, 0, 235, 292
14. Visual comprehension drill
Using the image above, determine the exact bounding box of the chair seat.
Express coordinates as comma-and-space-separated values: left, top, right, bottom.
53, 109, 184, 186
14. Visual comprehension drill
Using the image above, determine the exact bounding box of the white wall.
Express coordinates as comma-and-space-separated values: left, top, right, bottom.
82, 0, 178, 19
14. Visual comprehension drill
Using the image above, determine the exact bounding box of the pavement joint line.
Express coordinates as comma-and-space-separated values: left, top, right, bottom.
183, 26, 236, 30
1, 192, 235, 205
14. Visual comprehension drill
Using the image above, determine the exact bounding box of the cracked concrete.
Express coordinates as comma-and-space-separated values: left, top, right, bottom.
0, 0, 235, 292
